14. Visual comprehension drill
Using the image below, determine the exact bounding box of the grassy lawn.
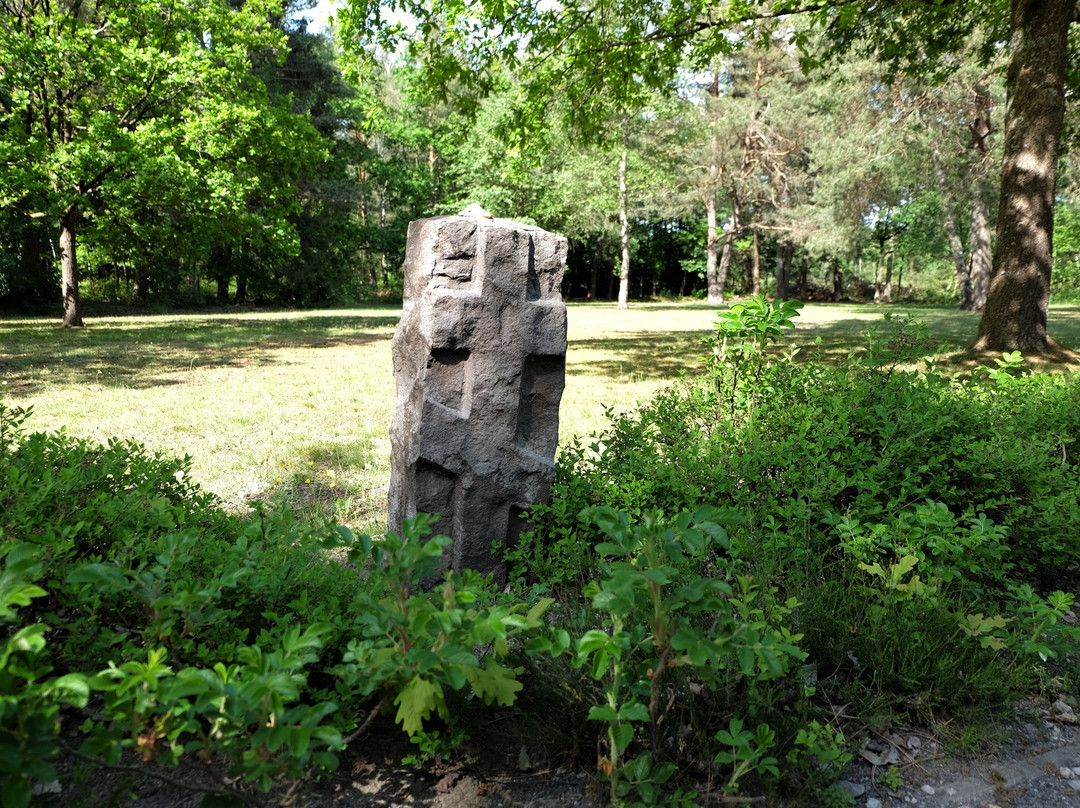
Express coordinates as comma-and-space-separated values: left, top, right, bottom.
4, 300, 1079, 532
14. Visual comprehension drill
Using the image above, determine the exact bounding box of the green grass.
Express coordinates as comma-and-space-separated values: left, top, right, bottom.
4, 300, 1080, 531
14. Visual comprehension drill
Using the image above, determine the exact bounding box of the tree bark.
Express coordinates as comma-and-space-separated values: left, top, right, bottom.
618, 142, 630, 310
379, 188, 389, 290
874, 239, 885, 303
883, 225, 894, 303
716, 189, 740, 304
968, 194, 992, 312
704, 180, 722, 303
973, 0, 1071, 354
589, 240, 600, 300
775, 239, 787, 302
966, 87, 994, 313
932, 147, 971, 308
751, 229, 761, 295
59, 208, 83, 327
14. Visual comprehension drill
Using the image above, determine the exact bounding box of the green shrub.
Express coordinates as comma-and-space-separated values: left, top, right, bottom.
0, 401, 549, 800
515, 311, 1079, 767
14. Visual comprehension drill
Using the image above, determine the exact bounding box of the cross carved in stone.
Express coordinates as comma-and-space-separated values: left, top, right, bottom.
389, 214, 568, 575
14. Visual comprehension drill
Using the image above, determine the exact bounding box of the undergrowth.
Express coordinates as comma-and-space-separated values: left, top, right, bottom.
2, 299, 1079, 808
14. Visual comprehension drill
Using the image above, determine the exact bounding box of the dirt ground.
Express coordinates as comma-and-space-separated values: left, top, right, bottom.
31, 697, 1080, 808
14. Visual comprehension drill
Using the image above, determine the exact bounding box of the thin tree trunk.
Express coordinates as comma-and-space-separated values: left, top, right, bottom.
705, 181, 722, 303
967, 87, 994, 313
874, 242, 885, 303
775, 240, 787, 302
751, 229, 761, 295
968, 195, 992, 312
59, 208, 83, 327
589, 241, 600, 300
617, 140, 630, 310
932, 147, 971, 307
974, 0, 1071, 354
716, 189, 740, 304
883, 226, 895, 303
379, 187, 389, 290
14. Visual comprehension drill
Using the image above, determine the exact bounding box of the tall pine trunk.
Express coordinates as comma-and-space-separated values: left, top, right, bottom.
974, 0, 1071, 353
968, 195, 992, 312
59, 208, 83, 327
617, 139, 630, 310
751, 229, 761, 295
932, 147, 971, 307
883, 226, 895, 303
705, 179, 722, 303
716, 190, 740, 304
967, 88, 994, 313
775, 241, 793, 301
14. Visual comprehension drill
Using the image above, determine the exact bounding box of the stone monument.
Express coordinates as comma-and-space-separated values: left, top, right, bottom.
388, 209, 568, 577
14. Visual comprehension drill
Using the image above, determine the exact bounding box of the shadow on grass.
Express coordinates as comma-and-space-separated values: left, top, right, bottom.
0, 312, 401, 395
568, 305, 1080, 380
568, 332, 706, 380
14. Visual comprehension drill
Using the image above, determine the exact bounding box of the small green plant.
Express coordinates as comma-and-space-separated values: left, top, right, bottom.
400, 726, 469, 767
703, 295, 804, 363
787, 721, 852, 781
819, 784, 857, 807
877, 765, 904, 791
702, 295, 803, 418
713, 719, 780, 795
332, 514, 554, 737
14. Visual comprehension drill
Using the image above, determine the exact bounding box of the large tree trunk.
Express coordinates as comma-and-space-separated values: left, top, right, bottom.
932, 147, 971, 307
704, 181, 722, 303
973, 0, 1071, 354
617, 144, 630, 310
59, 208, 83, 327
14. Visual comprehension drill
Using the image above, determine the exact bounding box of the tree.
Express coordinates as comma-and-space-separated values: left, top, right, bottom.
0, 0, 292, 325
339, 0, 1079, 354
971, 0, 1074, 353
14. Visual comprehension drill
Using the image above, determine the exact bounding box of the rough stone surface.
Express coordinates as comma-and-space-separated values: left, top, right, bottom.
389, 213, 568, 576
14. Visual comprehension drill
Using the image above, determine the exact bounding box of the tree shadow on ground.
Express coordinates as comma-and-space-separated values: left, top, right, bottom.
0, 312, 400, 396
568, 305, 1080, 383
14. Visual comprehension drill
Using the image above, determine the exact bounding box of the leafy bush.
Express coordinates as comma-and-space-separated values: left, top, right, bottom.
513, 308, 1079, 796
0, 401, 546, 803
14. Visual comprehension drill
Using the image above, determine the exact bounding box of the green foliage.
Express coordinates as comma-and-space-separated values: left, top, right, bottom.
713, 719, 780, 795
0, 403, 551, 796
332, 514, 552, 736
703, 295, 805, 363
519, 312, 1080, 789
0, 542, 91, 808
4, 298, 1080, 804
876, 764, 904, 791
570, 506, 803, 805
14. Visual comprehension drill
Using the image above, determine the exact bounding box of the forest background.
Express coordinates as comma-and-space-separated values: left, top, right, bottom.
3, 0, 1079, 349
